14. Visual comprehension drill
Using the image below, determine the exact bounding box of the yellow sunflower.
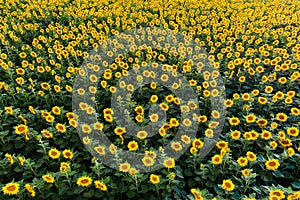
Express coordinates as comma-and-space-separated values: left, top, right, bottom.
94, 180, 107, 191
265, 159, 280, 171
77, 176, 93, 187
42, 174, 55, 183
222, 179, 235, 191
150, 174, 160, 184
2, 182, 19, 195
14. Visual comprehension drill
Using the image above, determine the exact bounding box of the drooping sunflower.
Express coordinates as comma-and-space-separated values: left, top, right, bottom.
94, 180, 107, 191
42, 174, 55, 183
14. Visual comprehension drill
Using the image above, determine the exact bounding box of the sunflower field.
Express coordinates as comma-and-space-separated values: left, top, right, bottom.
0, 0, 300, 199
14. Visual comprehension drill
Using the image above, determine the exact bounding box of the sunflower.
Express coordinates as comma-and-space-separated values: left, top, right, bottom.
2, 182, 19, 195
265, 159, 280, 170
230, 130, 241, 140
25, 183, 35, 197
287, 148, 295, 157
163, 157, 175, 168
212, 154, 222, 164
94, 180, 107, 191
192, 138, 203, 149
191, 188, 204, 200
128, 141, 138, 151
169, 118, 179, 127
149, 113, 159, 122
41, 130, 53, 138
181, 135, 191, 144
241, 93, 251, 101
269, 141, 278, 149
119, 162, 131, 172
55, 123, 66, 133
150, 95, 158, 103
229, 117, 240, 126
145, 151, 157, 159
104, 114, 114, 122
60, 162, 71, 172
182, 118, 192, 127
142, 156, 154, 167
45, 115, 55, 123
270, 189, 285, 199
62, 149, 74, 159
291, 107, 300, 116
216, 141, 228, 149
222, 179, 235, 191
18, 157, 24, 166
261, 130, 272, 140
198, 115, 207, 123
135, 106, 144, 115
165, 94, 174, 102
114, 127, 126, 135
81, 124, 92, 134
245, 114, 256, 123
48, 148, 60, 159
52, 106, 61, 115
256, 118, 268, 127
242, 169, 250, 177
109, 144, 117, 154
94, 146, 106, 155
287, 127, 299, 137
4, 107, 13, 114
237, 157, 248, 167
258, 97, 268, 104
93, 122, 103, 131
246, 151, 257, 162
77, 176, 93, 187
264, 85, 273, 93
279, 139, 292, 147
15, 124, 28, 134
150, 174, 160, 184
224, 99, 234, 108
285, 97, 293, 104
276, 113, 288, 122
5, 153, 14, 165
160, 102, 169, 111
171, 142, 182, 151
42, 174, 55, 183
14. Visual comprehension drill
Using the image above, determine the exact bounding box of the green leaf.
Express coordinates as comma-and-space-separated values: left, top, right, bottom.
292, 181, 300, 189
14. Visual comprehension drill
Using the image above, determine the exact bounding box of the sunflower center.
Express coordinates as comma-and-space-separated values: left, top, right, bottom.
7, 185, 16, 191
